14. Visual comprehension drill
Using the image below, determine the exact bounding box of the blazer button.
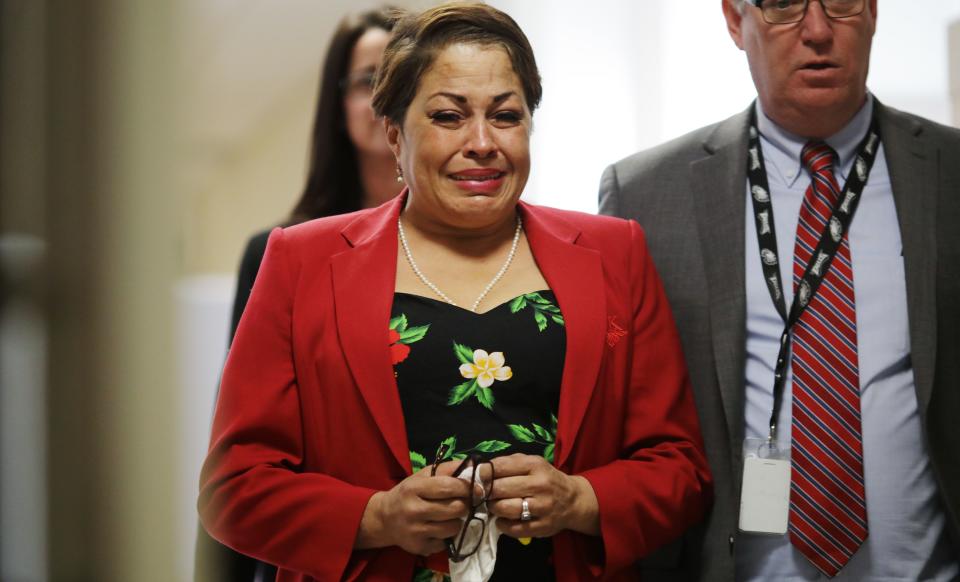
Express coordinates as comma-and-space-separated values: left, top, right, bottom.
729, 534, 735, 555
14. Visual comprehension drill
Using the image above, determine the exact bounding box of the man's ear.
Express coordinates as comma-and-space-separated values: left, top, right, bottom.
722, 0, 747, 50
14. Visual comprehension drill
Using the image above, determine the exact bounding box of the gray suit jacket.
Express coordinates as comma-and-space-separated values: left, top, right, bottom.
599, 101, 960, 581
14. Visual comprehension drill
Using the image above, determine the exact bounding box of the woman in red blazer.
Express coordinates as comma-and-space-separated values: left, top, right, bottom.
199, 3, 711, 581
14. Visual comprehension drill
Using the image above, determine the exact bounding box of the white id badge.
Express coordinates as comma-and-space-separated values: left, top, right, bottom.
738, 437, 791, 535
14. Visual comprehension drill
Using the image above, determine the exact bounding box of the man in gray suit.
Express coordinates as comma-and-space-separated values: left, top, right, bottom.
600, 0, 959, 580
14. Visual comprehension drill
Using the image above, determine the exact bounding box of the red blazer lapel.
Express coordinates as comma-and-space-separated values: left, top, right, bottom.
330, 195, 411, 474
520, 203, 606, 470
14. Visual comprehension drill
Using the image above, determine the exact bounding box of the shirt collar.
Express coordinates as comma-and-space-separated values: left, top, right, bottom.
755, 93, 874, 187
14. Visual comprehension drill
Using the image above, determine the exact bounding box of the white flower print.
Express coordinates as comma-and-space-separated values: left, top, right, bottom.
458, 349, 512, 388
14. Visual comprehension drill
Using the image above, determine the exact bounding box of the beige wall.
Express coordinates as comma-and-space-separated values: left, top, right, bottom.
178, 0, 428, 275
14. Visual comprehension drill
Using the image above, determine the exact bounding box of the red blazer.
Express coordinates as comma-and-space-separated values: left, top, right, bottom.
199, 195, 712, 581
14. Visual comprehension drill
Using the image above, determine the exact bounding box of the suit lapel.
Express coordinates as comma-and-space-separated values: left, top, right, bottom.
690, 109, 751, 474
879, 103, 938, 415
520, 204, 606, 470
330, 196, 411, 473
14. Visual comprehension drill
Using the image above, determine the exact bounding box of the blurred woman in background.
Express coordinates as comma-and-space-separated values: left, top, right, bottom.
195, 7, 399, 581
227, 7, 400, 340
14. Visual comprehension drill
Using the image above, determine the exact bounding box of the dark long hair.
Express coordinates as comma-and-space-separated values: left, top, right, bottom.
289, 7, 395, 223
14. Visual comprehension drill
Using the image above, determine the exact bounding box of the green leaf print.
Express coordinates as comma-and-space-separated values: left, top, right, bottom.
453, 342, 475, 365
431, 436, 512, 463
533, 310, 548, 332
476, 385, 495, 410
513, 293, 564, 331
509, 418, 557, 461
413, 568, 450, 582
508, 424, 537, 443
414, 438, 461, 468
474, 440, 511, 453
398, 324, 430, 343
389, 313, 408, 333
526, 291, 552, 305
533, 423, 552, 442
410, 451, 427, 472
448, 380, 476, 406
440, 436, 458, 458
546, 415, 558, 462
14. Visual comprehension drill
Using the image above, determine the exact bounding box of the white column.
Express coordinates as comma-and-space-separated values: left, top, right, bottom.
1, 1, 48, 580
949, 19, 960, 127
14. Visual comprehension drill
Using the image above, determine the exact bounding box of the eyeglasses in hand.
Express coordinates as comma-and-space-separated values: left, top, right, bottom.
430, 444, 495, 563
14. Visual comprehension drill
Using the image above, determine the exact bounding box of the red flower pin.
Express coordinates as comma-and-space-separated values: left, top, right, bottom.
606, 315, 626, 347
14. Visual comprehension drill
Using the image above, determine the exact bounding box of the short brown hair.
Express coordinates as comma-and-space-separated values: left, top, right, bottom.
372, 2, 542, 126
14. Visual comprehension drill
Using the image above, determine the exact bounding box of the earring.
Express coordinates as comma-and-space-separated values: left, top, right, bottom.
395, 164, 404, 183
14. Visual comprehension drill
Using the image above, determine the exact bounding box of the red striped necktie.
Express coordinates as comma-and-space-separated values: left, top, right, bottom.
788, 141, 867, 577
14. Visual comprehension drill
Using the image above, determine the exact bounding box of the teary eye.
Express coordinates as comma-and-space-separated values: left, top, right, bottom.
492, 110, 523, 125
429, 111, 463, 125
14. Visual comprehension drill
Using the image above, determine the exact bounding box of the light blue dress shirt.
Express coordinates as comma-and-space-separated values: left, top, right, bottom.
736, 96, 960, 581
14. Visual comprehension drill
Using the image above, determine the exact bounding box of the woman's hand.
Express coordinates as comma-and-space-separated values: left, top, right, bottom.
355, 460, 472, 555
487, 453, 600, 538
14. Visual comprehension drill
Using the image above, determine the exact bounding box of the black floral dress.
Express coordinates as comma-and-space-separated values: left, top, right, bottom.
390, 291, 566, 582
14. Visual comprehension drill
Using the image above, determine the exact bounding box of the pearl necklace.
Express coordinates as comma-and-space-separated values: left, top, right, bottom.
397, 215, 523, 313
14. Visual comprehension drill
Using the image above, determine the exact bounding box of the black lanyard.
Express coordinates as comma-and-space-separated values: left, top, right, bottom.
747, 106, 882, 442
